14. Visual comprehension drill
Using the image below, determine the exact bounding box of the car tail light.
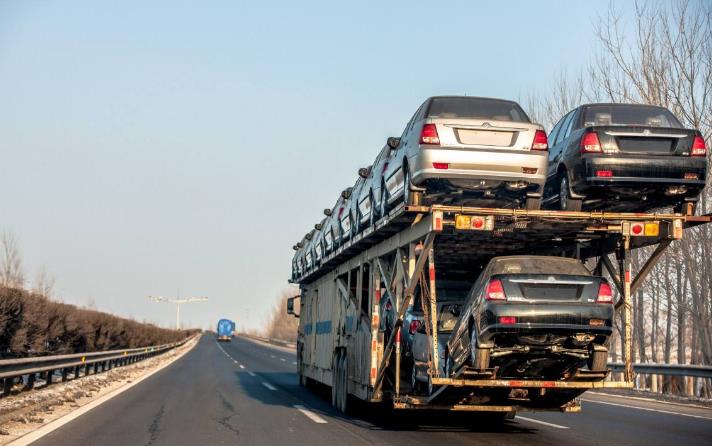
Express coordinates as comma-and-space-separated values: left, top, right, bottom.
531, 130, 548, 151
498, 316, 516, 324
596, 170, 613, 177
409, 320, 421, 335
691, 136, 706, 156
420, 124, 440, 145
596, 282, 613, 304
580, 131, 602, 153
432, 162, 449, 169
485, 279, 506, 301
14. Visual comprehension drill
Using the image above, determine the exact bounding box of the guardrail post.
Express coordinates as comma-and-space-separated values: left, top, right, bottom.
74, 365, 81, 378
85, 363, 91, 376
3, 377, 14, 395
61, 368, 69, 382
25, 373, 36, 390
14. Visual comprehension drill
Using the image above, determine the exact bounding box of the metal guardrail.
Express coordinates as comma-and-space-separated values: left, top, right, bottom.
239, 333, 296, 349
0, 337, 193, 396
609, 362, 712, 379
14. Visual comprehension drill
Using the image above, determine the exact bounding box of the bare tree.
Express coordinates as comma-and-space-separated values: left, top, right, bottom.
33, 265, 55, 298
0, 230, 25, 289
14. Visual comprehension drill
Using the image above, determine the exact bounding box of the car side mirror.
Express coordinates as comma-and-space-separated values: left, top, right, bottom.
287, 296, 300, 317
387, 137, 400, 150
324, 208, 332, 216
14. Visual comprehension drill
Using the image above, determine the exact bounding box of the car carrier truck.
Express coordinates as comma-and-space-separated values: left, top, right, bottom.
217, 319, 235, 342
287, 202, 711, 416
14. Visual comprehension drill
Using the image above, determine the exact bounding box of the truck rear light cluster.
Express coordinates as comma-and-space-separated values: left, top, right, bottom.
691, 136, 706, 156
580, 131, 602, 153
455, 214, 495, 231
596, 282, 613, 304
531, 130, 548, 151
420, 124, 440, 145
629, 222, 659, 237
485, 279, 506, 301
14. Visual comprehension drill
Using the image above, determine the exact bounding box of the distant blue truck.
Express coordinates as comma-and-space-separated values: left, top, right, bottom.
217, 319, 236, 342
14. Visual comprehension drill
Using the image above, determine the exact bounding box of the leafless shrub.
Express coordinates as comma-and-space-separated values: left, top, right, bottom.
264, 288, 300, 342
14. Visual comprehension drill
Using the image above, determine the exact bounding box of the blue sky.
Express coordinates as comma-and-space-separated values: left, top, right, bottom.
0, 0, 636, 330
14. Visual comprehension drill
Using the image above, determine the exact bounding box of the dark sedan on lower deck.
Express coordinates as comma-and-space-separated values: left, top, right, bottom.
446, 255, 613, 382
543, 103, 707, 213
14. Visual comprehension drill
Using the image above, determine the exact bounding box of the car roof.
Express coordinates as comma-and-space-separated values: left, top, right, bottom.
428, 95, 519, 104
580, 102, 670, 110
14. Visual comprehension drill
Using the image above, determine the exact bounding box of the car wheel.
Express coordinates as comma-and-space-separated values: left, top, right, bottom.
351, 212, 360, 238
380, 182, 389, 217
674, 201, 697, 215
410, 365, 420, 394
368, 190, 377, 226
403, 167, 421, 206
470, 334, 490, 370
444, 353, 453, 378
559, 174, 582, 211
525, 196, 541, 210
588, 348, 607, 372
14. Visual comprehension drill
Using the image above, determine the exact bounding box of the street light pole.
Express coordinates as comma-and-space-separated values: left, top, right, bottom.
149, 295, 208, 330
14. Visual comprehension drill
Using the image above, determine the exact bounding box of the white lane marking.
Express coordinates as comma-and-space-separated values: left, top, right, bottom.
233, 360, 238, 364
248, 371, 256, 377
239, 364, 245, 369
294, 405, 328, 424
582, 398, 712, 421
280, 358, 286, 362
292, 361, 297, 365
262, 382, 277, 391
270, 355, 275, 358
7, 336, 201, 446
586, 391, 712, 410
517, 416, 569, 429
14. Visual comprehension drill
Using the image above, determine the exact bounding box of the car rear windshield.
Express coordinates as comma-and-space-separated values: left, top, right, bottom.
583, 105, 683, 128
491, 257, 590, 276
427, 97, 530, 123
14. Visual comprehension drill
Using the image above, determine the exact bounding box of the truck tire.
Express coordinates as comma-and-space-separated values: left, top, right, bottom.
331, 353, 339, 408
338, 353, 349, 414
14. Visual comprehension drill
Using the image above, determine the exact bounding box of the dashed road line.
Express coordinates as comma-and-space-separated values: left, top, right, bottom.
280, 358, 286, 362
292, 361, 297, 365
248, 371, 256, 377
294, 405, 328, 424
239, 364, 245, 369
517, 416, 569, 429
262, 382, 277, 391
582, 398, 712, 421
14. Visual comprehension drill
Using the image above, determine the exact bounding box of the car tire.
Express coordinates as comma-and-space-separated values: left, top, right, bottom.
674, 201, 697, 216
445, 353, 453, 378
403, 167, 421, 206
410, 365, 421, 394
525, 197, 541, 210
368, 190, 377, 226
351, 212, 360, 238
559, 174, 582, 212
470, 334, 490, 370
380, 181, 389, 217
588, 348, 607, 372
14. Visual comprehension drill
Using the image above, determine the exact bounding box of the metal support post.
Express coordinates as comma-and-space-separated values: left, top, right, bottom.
428, 247, 439, 377
619, 235, 634, 383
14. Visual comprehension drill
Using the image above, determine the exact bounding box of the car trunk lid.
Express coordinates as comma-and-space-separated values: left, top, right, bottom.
430, 118, 538, 151
498, 274, 598, 303
592, 126, 698, 156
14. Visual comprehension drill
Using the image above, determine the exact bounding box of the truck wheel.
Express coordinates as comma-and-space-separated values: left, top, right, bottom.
331, 353, 340, 408
338, 354, 349, 414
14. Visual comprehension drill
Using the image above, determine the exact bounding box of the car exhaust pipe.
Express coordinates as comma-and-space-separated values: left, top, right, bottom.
505, 181, 528, 191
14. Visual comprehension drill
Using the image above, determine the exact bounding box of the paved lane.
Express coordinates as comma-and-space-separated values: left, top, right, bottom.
32, 335, 712, 446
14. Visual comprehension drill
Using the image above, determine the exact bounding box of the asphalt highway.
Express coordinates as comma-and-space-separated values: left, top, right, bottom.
32, 335, 712, 446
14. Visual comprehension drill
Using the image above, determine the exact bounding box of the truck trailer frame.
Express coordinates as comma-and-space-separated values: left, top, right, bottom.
290, 203, 711, 414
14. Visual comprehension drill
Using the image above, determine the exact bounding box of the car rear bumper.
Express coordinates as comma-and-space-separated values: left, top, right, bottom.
575, 154, 706, 194
478, 302, 614, 342
410, 146, 547, 192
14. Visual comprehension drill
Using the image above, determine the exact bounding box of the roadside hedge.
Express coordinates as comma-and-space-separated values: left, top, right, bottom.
0, 286, 197, 358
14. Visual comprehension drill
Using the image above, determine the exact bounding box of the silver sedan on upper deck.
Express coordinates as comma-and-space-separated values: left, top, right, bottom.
380, 96, 549, 210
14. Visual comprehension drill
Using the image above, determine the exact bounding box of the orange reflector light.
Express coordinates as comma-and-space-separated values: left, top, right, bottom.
589, 319, 605, 327
644, 222, 659, 236
684, 173, 698, 180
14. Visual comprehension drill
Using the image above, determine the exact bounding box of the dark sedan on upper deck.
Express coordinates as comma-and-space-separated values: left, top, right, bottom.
543, 103, 707, 213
